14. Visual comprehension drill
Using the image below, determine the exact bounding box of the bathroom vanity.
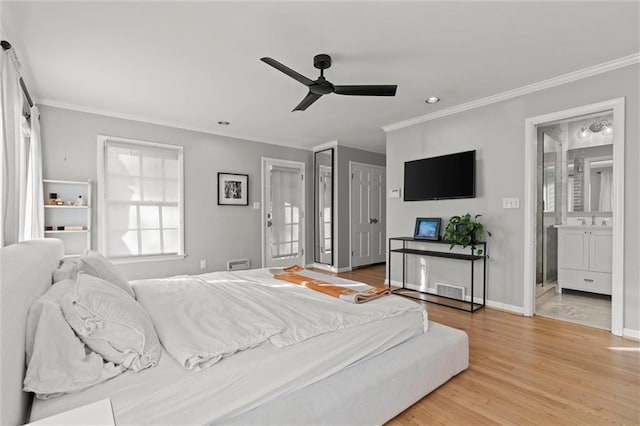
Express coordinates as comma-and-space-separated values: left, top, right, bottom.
556, 225, 612, 295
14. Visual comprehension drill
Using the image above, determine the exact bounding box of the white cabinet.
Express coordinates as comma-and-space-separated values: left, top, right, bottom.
557, 226, 612, 295
43, 179, 92, 257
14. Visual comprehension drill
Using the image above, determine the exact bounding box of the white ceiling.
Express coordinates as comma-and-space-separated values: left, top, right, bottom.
3, 1, 639, 153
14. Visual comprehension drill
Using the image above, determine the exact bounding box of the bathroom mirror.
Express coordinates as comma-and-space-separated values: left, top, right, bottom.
314, 148, 334, 265
566, 146, 613, 214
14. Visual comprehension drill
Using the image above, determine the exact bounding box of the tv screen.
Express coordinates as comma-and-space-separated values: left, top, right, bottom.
404, 150, 475, 201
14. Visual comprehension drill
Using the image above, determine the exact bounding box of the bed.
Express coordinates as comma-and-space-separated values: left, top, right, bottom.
0, 239, 468, 425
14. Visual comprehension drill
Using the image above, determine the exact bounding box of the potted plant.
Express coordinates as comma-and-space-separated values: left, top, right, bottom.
443, 213, 491, 256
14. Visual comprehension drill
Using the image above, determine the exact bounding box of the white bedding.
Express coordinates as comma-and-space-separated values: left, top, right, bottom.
134, 269, 427, 370
31, 269, 428, 424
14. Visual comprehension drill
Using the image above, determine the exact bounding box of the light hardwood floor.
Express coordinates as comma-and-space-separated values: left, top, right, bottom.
331, 264, 640, 425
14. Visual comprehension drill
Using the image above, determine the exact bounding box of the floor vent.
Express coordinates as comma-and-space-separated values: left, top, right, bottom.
227, 259, 250, 271
435, 282, 465, 300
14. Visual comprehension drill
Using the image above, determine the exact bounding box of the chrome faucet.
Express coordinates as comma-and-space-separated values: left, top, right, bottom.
580, 218, 587, 226
591, 215, 596, 225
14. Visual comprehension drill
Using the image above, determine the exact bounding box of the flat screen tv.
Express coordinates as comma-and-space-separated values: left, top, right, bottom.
404, 150, 475, 201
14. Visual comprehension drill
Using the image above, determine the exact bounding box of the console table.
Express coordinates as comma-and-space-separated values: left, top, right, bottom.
388, 237, 487, 313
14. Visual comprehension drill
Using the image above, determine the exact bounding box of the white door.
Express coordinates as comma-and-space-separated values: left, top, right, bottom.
370, 167, 386, 263
350, 162, 386, 268
262, 158, 305, 268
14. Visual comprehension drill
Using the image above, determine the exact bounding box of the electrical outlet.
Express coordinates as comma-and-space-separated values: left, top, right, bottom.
502, 197, 520, 209
200, 259, 207, 270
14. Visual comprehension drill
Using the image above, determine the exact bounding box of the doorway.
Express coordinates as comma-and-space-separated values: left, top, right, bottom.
262, 158, 306, 268
350, 162, 386, 268
523, 98, 625, 336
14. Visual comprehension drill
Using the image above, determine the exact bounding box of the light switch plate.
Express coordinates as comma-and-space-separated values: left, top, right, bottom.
389, 188, 401, 199
252, 202, 260, 210
503, 197, 520, 209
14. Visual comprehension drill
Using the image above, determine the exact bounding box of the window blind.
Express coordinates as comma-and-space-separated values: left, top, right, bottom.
101, 138, 183, 258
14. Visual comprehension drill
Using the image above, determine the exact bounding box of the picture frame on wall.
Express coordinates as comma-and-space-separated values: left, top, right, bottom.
217, 172, 249, 206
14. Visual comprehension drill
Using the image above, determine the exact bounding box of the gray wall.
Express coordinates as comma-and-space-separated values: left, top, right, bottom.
386, 64, 639, 331
335, 145, 386, 269
39, 105, 313, 280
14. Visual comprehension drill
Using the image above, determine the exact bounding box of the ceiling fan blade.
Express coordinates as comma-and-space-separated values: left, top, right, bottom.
334, 85, 397, 96
261, 57, 313, 87
293, 91, 322, 111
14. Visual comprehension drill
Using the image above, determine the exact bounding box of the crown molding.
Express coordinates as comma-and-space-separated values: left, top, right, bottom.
382, 52, 640, 133
36, 99, 311, 151
312, 140, 339, 152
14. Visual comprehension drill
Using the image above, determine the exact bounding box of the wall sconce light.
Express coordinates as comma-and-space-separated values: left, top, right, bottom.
576, 119, 612, 139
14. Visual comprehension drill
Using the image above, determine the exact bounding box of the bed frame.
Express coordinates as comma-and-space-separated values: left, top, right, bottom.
0, 239, 64, 425
0, 239, 468, 425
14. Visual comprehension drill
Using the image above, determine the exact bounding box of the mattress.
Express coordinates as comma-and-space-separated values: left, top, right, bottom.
30, 269, 428, 424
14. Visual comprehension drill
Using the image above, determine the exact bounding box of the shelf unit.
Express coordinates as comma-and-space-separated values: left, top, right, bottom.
388, 237, 487, 313
43, 179, 92, 257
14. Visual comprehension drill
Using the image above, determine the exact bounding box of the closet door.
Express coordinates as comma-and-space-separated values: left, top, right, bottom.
350, 163, 386, 268
370, 167, 386, 264
350, 164, 372, 268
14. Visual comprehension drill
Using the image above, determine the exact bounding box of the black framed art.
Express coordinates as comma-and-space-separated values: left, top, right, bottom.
217, 172, 249, 206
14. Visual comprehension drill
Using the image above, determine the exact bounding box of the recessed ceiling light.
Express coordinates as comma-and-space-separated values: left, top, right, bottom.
218, 121, 230, 126
425, 97, 440, 104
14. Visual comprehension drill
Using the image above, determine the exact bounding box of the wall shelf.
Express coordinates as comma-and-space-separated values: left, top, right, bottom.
45, 230, 88, 234
43, 179, 92, 256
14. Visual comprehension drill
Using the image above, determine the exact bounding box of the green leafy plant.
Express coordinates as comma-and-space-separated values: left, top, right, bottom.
443, 213, 491, 256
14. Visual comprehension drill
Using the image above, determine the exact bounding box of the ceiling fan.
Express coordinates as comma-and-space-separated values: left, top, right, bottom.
260, 54, 397, 112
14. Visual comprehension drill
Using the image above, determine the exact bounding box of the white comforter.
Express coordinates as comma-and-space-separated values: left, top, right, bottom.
134, 268, 427, 370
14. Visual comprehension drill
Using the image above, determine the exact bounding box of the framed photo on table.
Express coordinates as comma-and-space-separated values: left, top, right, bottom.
218, 173, 249, 206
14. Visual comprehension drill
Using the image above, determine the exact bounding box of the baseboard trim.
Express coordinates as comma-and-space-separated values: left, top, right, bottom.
336, 266, 352, 273
386, 280, 523, 314
623, 328, 640, 340
311, 263, 340, 273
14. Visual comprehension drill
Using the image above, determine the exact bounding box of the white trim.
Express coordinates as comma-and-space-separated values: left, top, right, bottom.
261, 157, 306, 268
348, 161, 386, 270
312, 262, 339, 273
387, 280, 523, 314
96, 134, 185, 259
486, 300, 524, 315
312, 140, 338, 152
383, 53, 640, 132
336, 266, 352, 273
623, 328, 640, 340
523, 98, 625, 337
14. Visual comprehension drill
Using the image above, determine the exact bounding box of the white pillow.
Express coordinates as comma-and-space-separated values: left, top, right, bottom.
52, 258, 80, 283
79, 250, 135, 298
61, 273, 161, 372
24, 279, 123, 399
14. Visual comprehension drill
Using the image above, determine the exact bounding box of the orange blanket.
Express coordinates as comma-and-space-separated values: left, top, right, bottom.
274, 265, 390, 304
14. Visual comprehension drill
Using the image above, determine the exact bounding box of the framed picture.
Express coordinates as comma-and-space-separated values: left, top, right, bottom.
414, 217, 441, 240
218, 172, 249, 206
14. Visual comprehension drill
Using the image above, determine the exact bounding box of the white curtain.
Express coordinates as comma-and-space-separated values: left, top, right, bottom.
598, 170, 613, 212
0, 46, 40, 245
1, 47, 27, 246
24, 105, 44, 239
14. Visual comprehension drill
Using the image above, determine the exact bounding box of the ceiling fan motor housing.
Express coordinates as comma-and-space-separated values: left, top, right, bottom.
313, 54, 332, 70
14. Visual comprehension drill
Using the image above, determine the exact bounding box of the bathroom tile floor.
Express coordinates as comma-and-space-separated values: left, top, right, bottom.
536, 289, 611, 330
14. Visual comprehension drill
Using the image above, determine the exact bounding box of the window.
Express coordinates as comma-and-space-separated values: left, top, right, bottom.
98, 136, 184, 260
